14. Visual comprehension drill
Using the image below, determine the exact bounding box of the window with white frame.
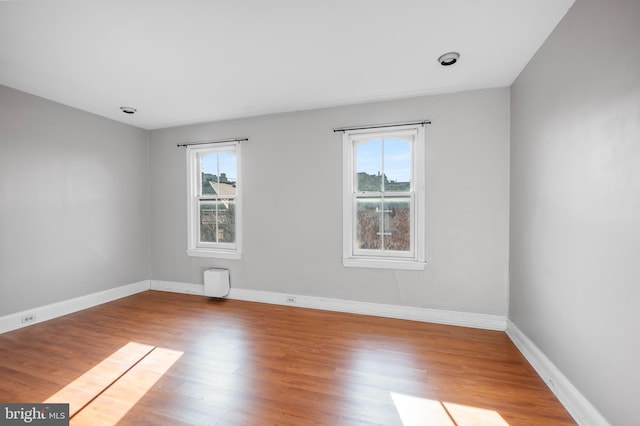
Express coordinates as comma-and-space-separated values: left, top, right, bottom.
186, 142, 241, 259
342, 124, 425, 270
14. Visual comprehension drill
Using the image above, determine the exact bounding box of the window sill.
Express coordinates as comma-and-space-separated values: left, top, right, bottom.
186, 249, 241, 260
342, 258, 426, 270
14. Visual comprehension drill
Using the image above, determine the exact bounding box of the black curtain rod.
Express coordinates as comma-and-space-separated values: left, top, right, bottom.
333, 120, 431, 133
177, 137, 248, 147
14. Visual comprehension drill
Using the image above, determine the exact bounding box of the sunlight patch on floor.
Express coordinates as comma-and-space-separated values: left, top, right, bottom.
391, 392, 509, 426
44, 342, 155, 416
44, 342, 182, 425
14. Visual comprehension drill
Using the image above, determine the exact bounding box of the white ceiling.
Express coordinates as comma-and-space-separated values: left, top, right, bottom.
0, 0, 574, 130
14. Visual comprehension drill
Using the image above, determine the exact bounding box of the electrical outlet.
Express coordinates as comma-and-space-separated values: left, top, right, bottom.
21, 314, 36, 324
285, 296, 296, 304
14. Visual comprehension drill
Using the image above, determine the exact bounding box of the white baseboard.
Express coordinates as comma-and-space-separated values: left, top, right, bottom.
149, 280, 205, 295
0, 279, 506, 333
149, 280, 506, 331
0, 280, 150, 334
506, 320, 610, 426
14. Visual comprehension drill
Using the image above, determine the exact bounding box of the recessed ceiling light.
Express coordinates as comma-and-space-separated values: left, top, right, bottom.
438, 52, 460, 66
120, 106, 137, 114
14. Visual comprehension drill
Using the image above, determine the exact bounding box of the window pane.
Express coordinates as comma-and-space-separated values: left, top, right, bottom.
200, 153, 217, 195
356, 139, 383, 192
199, 199, 236, 244
217, 199, 236, 243
199, 200, 217, 242
356, 198, 382, 250
218, 152, 237, 195
383, 138, 411, 192
383, 198, 411, 251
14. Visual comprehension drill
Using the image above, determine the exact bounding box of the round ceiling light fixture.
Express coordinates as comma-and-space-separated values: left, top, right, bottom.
120, 106, 137, 114
438, 52, 460, 66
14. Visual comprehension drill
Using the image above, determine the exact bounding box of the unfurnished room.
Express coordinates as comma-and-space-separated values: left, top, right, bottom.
0, 0, 638, 425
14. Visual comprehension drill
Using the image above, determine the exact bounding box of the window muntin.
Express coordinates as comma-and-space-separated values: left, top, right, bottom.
187, 142, 241, 258
343, 125, 425, 269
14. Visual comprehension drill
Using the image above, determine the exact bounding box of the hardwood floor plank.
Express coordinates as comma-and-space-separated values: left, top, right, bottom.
0, 291, 575, 425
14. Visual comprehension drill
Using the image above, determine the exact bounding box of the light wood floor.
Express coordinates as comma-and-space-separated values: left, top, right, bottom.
0, 291, 575, 425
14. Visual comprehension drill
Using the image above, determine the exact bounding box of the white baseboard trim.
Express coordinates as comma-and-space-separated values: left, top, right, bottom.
149, 280, 205, 296
149, 280, 506, 331
0, 280, 150, 334
506, 320, 610, 426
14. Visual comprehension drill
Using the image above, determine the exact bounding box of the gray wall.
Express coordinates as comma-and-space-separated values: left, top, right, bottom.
510, 0, 640, 424
0, 85, 149, 316
150, 88, 510, 315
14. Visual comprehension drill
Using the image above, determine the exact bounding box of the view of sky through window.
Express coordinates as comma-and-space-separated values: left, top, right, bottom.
356, 137, 411, 186
201, 151, 237, 183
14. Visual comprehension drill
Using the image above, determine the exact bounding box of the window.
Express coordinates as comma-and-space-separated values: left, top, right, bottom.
342, 124, 425, 270
186, 142, 241, 259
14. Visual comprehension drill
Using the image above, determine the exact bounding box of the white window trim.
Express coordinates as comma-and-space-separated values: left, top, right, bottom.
342, 124, 426, 270
186, 142, 242, 259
